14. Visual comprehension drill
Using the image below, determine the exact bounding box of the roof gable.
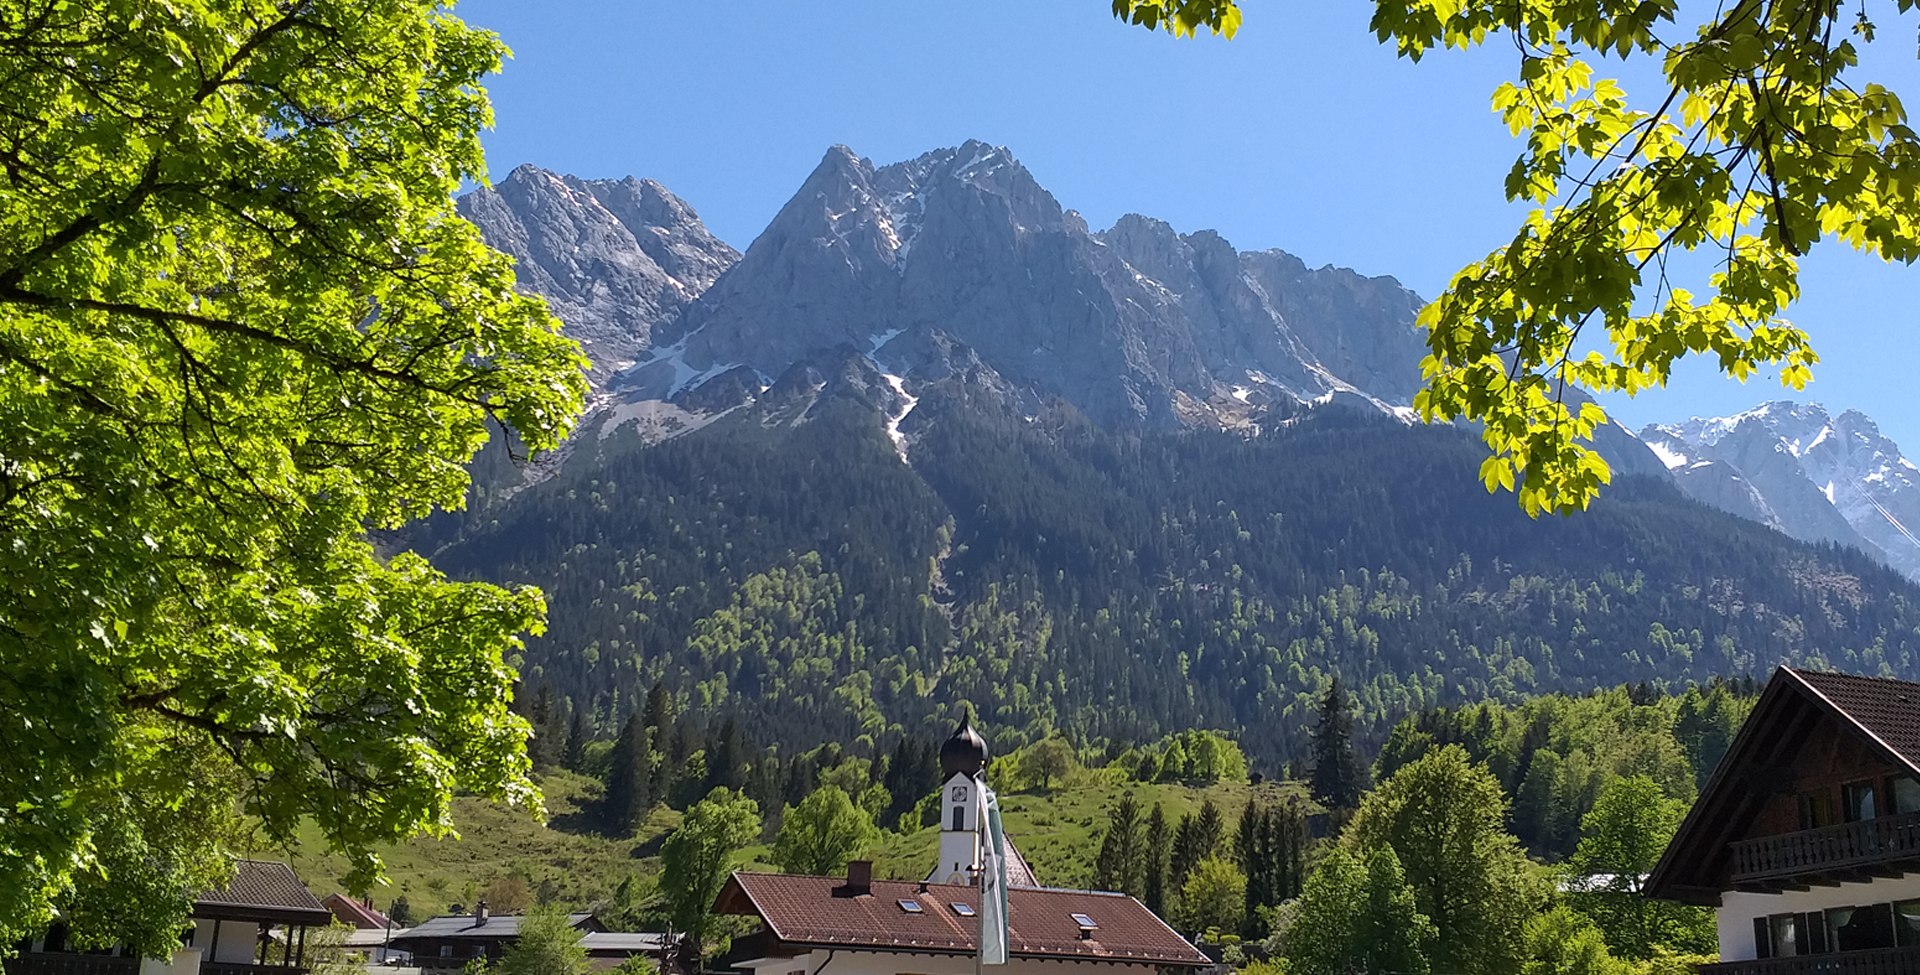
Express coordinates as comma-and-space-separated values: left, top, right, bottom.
1645, 667, 1920, 901
322, 893, 392, 930
717, 872, 1207, 967
196, 860, 331, 926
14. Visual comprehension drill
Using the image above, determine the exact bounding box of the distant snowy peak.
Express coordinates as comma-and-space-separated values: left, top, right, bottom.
1643, 401, 1920, 580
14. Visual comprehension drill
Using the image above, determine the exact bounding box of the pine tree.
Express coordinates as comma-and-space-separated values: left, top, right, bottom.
529, 684, 557, 771
563, 710, 587, 772
1143, 802, 1170, 916
1170, 813, 1203, 887
1091, 794, 1143, 896
1309, 676, 1366, 810
603, 713, 654, 833
1238, 799, 1268, 938
643, 681, 673, 749
1194, 799, 1224, 858
707, 715, 746, 792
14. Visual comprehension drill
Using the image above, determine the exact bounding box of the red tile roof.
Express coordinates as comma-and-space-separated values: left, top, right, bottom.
717, 873, 1208, 968
323, 893, 393, 930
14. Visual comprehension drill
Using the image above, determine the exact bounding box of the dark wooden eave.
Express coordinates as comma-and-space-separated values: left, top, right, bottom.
1645, 667, 1920, 904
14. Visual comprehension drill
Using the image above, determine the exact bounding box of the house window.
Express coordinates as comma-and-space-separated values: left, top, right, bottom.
1763, 913, 1825, 956
1829, 904, 1896, 952
1797, 792, 1829, 829
1895, 900, 1920, 947
439, 947, 453, 959
1843, 781, 1879, 822
1892, 776, 1920, 815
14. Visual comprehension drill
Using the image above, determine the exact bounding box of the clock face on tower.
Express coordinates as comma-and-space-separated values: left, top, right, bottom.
951, 785, 969, 803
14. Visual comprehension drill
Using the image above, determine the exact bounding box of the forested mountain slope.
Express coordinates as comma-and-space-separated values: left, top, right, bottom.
422, 359, 1920, 766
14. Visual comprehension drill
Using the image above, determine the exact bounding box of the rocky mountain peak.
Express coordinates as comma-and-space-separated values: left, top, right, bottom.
459, 165, 739, 383
1644, 401, 1920, 580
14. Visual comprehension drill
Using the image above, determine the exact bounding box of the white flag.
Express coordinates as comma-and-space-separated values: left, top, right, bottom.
977, 781, 1010, 965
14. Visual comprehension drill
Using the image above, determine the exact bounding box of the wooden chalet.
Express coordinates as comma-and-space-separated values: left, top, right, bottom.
1647, 667, 1920, 973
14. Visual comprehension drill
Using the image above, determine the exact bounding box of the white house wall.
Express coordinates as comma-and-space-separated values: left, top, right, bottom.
1717, 875, 1920, 960
190, 918, 268, 965
740, 947, 1165, 975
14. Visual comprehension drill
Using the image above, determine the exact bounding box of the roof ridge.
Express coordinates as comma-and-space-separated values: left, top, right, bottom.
1783, 668, 1920, 777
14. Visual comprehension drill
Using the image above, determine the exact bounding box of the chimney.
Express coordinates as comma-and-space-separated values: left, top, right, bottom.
474, 901, 489, 926
844, 860, 872, 896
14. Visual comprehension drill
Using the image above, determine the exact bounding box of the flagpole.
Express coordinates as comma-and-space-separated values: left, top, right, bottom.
975, 767, 985, 975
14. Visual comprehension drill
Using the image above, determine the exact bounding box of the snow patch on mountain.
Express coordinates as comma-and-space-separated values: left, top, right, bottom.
1643, 401, 1920, 580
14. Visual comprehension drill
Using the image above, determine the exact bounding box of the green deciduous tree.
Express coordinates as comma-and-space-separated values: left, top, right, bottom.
1017, 735, 1077, 791
1569, 776, 1717, 957
661, 788, 761, 959
1109, 0, 1920, 517
773, 785, 877, 876
1347, 745, 1547, 975
498, 905, 590, 975
1285, 846, 1434, 975
1176, 856, 1247, 937
0, 0, 588, 953
1522, 905, 1626, 975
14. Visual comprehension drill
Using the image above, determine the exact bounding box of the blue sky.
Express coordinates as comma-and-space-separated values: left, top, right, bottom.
458, 0, 1920, 450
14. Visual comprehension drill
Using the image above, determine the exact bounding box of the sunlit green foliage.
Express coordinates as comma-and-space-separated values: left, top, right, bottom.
1348, 746, 1548, 975
1569, 777, 1717, 957
661, 788, 760, 959
773, 785, 877, 876
1112, 0, 1920, 516
0, 0, 587, 953
1286, 846, 1434, 975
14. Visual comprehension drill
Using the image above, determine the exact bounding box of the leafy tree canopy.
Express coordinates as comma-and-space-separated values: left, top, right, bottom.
497, 905, 591, 975
1110, 0, 1920, 516
1347, 745, 1547, 975
1285, 846, 1434, 975
661, 788, 761, 958
1175, 856, 1247, 937
773, 785, 877, 877
0, 0, 587, 953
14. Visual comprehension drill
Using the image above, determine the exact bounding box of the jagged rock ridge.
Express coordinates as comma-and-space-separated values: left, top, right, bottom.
461, 143, 1664, 478
458, 164, 740, 383
1643, 402, 1920, 580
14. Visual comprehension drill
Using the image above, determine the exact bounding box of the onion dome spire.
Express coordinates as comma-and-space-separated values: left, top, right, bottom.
939, 713, 989, 778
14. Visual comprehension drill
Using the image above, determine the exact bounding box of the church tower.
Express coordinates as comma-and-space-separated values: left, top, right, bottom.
929, 717, 989, 886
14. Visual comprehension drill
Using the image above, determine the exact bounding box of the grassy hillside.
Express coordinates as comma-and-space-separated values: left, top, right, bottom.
270, 768, 1303, 916
872, 772, 1315, 888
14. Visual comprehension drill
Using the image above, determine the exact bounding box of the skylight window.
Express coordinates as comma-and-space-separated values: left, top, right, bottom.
898, 899, 924, 914
950, 903, 976, 917
1070, 913, 1099, 929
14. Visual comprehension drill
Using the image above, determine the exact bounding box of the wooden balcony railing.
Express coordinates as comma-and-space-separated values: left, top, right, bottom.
2, 954, 139, 975
1730, 810, 1920, 885
202, 963, 307, 975
1700, 945, 1920, 974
